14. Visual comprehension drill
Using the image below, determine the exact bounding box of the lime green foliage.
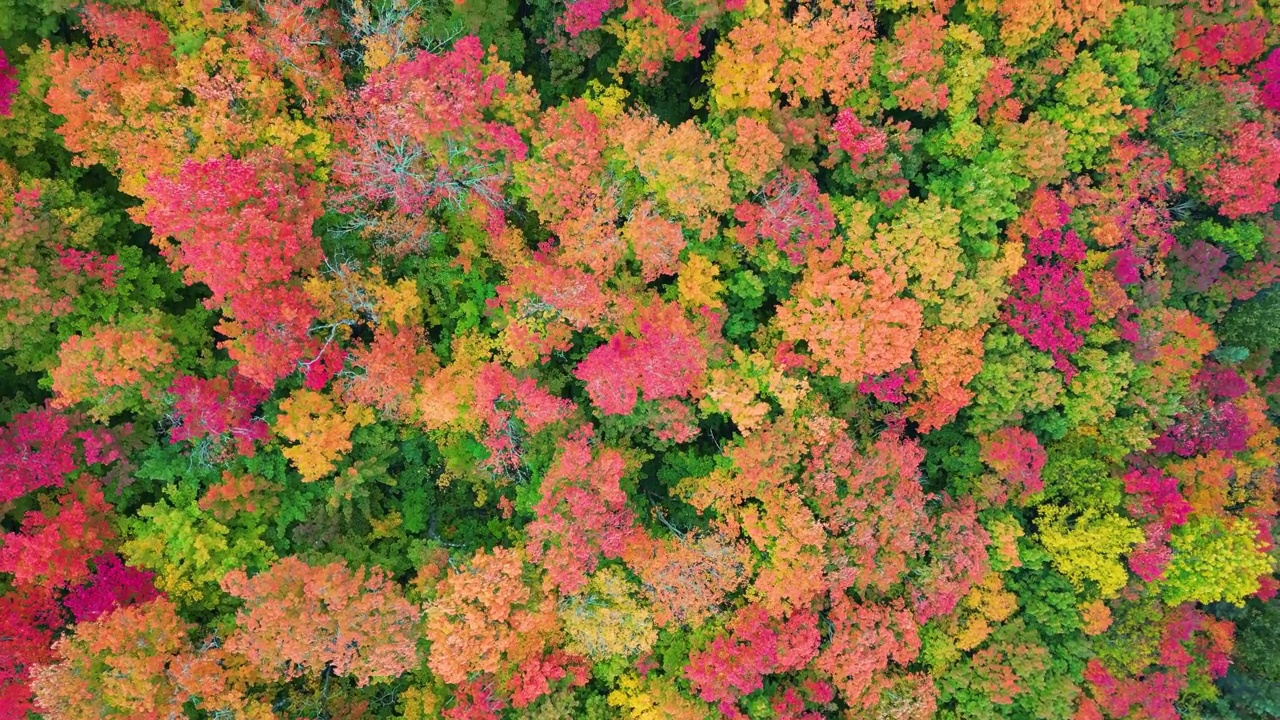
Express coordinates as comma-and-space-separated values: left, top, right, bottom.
1041, 54, 1130, 173
121, 485, 277, 610
1161, 517, 1273, 607
1036, 504, 1141, 598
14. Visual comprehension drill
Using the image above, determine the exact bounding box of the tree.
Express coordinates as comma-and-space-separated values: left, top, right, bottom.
684, 604, 820, 716
0, 585, 64, 717
1200, 121, 1280, 219
49, 319, 175, 421
622, 528, 752, 628
120, 483, 275, 608
914, 497, 990, 622
724, 116, 784, 191
518, 99, 621, 276
1159, 516, 1272, 606
341, 326, 437, 421
709, 2, 875, 113
883, 13, 949, 117
273, 389, 374, 482
144, 152, 324, 306
245, 0, 346, 115
1039, 53, 1130, 173
62, 554, 159, 622
526, 428, 635, 593
622, 200, 687, 281
733, 168, 835, 264
165, 374, 269, 460
222, 556, 422, 685
0, 49, 16, 117
31, 597, 274, 720
978, 426, 1047, 506
329, 35, 537, 251
43, 2, 323, 198
613, 112, 731, 239
30, 598, 192, 720
1035, 504, 1141, 599
814, 598, 921, 710
575, 302, 707, 416
679, 419, 828, 617
802, 428, 932, 597
559, 566, 657, 660
0, 481, 114, 589
143, 151, 326, 387
608, 673, 712, 720
776, 262, 922, 386
425, 546, 558, 688
0, 406, 77, 505
1002, 189, 1094, 381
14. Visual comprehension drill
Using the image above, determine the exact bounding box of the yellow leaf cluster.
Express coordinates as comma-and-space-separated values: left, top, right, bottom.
274, 389, 373, 482
608, 674, 711, 720
560, 566, 657, 660
710, 4, 874, 112
614, 113, 731, 238
701, 348, 808, 434
305, 264, 421, 329
676, 254, 725, 311
1035, 504, 1141, 598
950, 572, 1019, 651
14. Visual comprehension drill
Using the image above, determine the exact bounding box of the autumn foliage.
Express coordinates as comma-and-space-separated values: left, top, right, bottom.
3, 0, 1279, 718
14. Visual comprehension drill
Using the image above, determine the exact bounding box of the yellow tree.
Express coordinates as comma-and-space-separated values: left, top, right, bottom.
273, 389, 373, 482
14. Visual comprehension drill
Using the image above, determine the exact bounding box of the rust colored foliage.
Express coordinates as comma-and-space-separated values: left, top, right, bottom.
1201, 121, 1280, 219
622, 528, 752, 628
30, 598, 194, 720
221, 556, 422, 685
803, 425, 932, 596
49, 322, 175, 421
914, 497, 990, 621
776, 263, 922, 386
884, 13, 949, 116
814, 597, 921, 710
31, 597, 274, 720
42, 2, 179, 185
425, 546, 558, 687
330, 36, 534, 248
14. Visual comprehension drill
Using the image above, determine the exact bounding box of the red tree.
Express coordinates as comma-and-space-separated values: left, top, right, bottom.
574, 302, 707, 415
525, 428, 635, 593
0, 407, 77, 505
0, 482, 115, 589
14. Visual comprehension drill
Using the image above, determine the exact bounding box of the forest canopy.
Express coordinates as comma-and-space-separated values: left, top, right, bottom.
2, 0, 1280, 718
